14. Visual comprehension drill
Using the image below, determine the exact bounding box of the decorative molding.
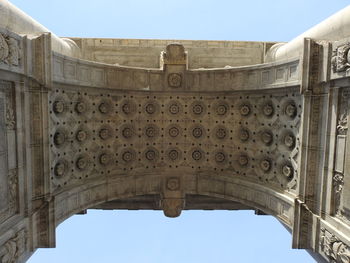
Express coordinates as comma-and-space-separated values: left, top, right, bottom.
320, 228, 350, 263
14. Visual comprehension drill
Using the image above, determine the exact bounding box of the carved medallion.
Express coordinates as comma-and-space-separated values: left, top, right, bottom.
215, 127, 227, 140
192, 127, 203, 138
238, 155, 249, 166
99, 128, 110, 140
76, 157, 88, 170
192, 150, 203, 161
166, 177, 180, 191
284, 134, 295, 148
168, 102, 181, 115
239, 129, 250, 141
168, 149, 179, 161
263, 103, 274, 116
260, 159, 271, 172
215, 103, 228, 116
285, 103, 297, 118
215, 152, 226, 163
98, 102, 109, 114
53, 131, 66, 146
53, 101, 65, 114
121, 126, 134, 139
122, 150, 135, 163
282, 164, 293, 180
168, 126, 180, 138
121, 100, 136, 115
261, 131, 273, 145
76, 130, 87, 142
99, 153, 111, 165
144, 124, 158, 139
168, 73, 182, 88
75, 102, 86, 114
54, 162, 66, 177
240, 104, 250, 116
145, 103, 157, 114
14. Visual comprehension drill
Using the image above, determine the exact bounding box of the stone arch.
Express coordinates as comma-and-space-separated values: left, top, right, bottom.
2, 2, 350, 262
53, 172, 295, 230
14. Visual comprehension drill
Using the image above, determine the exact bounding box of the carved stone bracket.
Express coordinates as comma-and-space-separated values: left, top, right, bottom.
0, 33, 20, 67
320, 228, 350, 263
0, 229, 27, 263
161, 198, 185, 218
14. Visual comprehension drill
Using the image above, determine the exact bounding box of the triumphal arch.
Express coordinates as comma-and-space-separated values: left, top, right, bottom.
1, 0, 350, 262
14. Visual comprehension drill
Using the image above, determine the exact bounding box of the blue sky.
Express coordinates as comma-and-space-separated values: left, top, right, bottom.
8, 0, 349, 262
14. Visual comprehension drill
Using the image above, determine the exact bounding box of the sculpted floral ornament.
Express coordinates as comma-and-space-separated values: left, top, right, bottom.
0, 33, 20, 66
320, 228, 350, 263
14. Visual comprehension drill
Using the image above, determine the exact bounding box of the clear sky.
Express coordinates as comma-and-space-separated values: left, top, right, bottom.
8, 0, 349, 262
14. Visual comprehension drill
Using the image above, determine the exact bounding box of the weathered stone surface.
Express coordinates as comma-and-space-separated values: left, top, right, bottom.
3, 1, 350, 262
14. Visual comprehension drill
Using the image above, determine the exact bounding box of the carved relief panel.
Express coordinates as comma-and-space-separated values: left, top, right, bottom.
0, 81, 18, 225
0, 229, 27, 263
320, 228, 350, 263
333, 88, 350, 223
0, 31, 21, 68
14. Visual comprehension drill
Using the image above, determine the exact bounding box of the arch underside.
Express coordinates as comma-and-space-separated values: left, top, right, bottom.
2, 5, 350, 260
53, 173, 296, 229
49, 70, 301, 223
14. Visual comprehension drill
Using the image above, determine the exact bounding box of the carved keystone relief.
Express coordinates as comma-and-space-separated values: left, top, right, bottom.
49, 86, 302, 192
0, 229, 27, 263
162, 44, 187, 89
0, 33, 20, 67
320, 228, 350, 263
